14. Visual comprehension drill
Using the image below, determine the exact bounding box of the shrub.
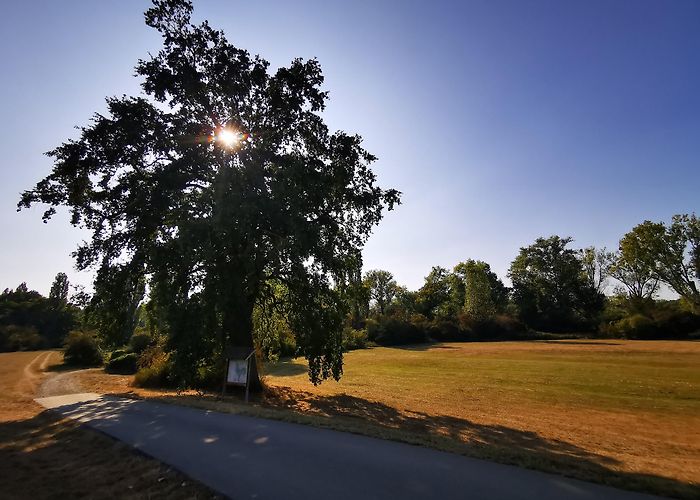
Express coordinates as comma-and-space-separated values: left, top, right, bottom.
609, 314, 656, 339
63, 330, 102, 366
427, 319, 465, 341
651, 309, 700, 338
365, 318, 382, 342
129, 332, 153, 354
109, 348, 129, 361
279, 327, 297, 358
473, 314, 528, 339
105, 352, 139, 374
342, 327, 368, 351
2, 325, 43, 351
196, 363, 225, 389
373, 318, 427, 346
134, 346, 171, 387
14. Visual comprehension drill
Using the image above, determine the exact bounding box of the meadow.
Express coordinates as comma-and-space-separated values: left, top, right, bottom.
262, 340, 700, 498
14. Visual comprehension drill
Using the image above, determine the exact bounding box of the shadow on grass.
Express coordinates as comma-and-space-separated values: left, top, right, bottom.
264, 360, 307, 377
0, 410, 218, 499
10, 388, 698, 499
390, 343, 460, 351
252, 387, 695, 500
536, 340, 623, 346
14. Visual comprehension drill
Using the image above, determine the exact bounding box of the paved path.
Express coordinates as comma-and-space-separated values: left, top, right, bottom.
35, 393, 662, 500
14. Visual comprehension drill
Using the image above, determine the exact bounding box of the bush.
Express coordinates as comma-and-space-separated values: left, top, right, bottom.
365, 318, 381, 341
196, 363, 225, 389
105, 352, 139, 374
652, 309, 700, 338
109, 348, 129, 361
473, 314, 529, 339
602, 309, 700, 339
372, 318, 427, 346
427, 319, 466, 341
1, 325, 43, 351
134, 346, 171, 387
342, 327, 368, 351
606, 314, 656, 339
279, 328, 297, 358
129, 332, 153, 354
63, 330, 102, 366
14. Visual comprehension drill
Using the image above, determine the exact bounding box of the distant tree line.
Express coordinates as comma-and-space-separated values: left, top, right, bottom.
0, 273, 82, 352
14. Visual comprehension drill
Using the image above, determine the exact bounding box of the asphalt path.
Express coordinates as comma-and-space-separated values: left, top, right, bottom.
35, 393, 663, 500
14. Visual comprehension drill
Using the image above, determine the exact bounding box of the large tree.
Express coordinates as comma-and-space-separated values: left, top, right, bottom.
509, 236, 602, 331
580, 246, 614, 295
19, 0, 399, 386
49, 272, 70, 305
453, 260, 507, 322
614, 215, 700, 313
363, 269, 397, 316
416, 266, 455, 319
610, 222, 661, 307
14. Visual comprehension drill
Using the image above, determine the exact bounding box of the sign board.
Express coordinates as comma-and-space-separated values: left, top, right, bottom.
227, 359, 249, 385
222, 347, 256, 402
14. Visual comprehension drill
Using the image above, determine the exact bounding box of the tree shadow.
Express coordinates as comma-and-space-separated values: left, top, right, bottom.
389, 343, 459, 351
0, 408, 218, 498
45, 362, 83, 372
536, 340, 623, 346
264, 360, 307, 377
260, 386, 698, 499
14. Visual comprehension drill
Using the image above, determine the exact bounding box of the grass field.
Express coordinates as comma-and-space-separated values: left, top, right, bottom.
261, 340, 700, 498
0, 351, 217, 499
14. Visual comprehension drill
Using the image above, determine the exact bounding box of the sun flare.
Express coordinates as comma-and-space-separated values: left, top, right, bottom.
216, 128, 240, 148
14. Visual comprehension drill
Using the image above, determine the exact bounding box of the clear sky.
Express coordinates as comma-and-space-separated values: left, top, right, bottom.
1, 0, 698, 295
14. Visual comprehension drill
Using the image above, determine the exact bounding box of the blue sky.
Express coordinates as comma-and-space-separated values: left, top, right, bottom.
1, 0, 698, 295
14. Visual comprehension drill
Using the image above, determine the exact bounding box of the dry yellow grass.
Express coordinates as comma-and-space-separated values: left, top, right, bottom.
0, 351, 218, 499
261, 340, 700, 498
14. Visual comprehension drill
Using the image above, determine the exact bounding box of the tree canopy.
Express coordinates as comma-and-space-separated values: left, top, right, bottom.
0, 277, 78, 351
509, 236, 603, 331
363, 270, 398, 315
613, 216, 700, 313
19, 0, 399, 386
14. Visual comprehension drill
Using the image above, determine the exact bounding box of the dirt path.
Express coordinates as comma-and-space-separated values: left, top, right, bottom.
37, 366, 85, 398
14, 351, 58, 399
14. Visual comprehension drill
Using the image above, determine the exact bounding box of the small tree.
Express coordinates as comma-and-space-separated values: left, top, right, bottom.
654, 215, 700, 312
